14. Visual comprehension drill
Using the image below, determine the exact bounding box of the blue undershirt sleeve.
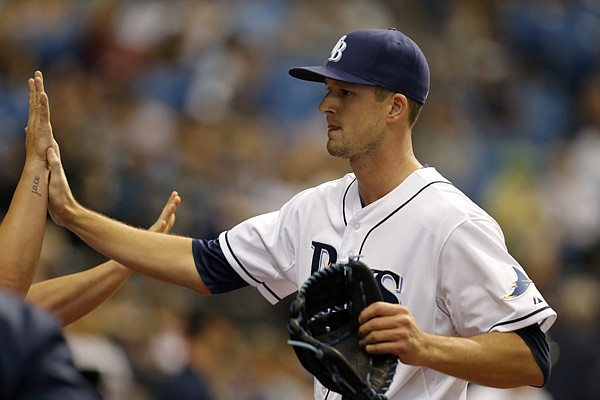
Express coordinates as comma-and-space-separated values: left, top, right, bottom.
515, 323, 552, 387
192, 238, 249, 294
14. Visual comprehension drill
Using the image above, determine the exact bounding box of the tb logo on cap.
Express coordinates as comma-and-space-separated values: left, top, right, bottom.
328, 35, 347, 62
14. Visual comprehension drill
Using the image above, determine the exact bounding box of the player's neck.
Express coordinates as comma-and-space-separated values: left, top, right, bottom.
352, 155, 422, 206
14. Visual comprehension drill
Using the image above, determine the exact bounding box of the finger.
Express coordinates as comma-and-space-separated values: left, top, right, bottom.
47, 147, 66, 181
149, 192, 181, 233
26, 78, 36, 130
169, 190, 180, 204
164, 212, 176, 232
35, 70, 44, 90
359, 302, 397, 323
28, 77, 35, 110
26, 76, 43, 136
160, 193, 175, 217
163, 191, 181, 217
359, 314, 405, 339
40, 92, 51, 126
149, 210, 169, 233
160, 193, 181, 230
35, 71, 44, 92
34, 76, 43, 106
34, 71, 44, 101
170, 191, 181, 211
359, 331, 386, 348
363, 341, 397, 355
47, 147, 61, 167
53, 140, 61, 158
153, 221, 167, 233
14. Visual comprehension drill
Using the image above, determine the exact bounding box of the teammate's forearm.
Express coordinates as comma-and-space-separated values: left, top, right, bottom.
59, 203, 209, 295
420, 331, 543, 388
26, 260, 133, 326
0, 161, 49, 294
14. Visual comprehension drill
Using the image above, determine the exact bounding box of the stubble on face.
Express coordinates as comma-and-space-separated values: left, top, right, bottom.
326, 108, 386, 162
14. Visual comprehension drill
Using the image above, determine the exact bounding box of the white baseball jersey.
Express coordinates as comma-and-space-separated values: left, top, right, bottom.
218, 167, 557, 400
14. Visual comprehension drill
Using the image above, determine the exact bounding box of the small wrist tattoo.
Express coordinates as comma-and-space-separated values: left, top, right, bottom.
31, 176, 42, 197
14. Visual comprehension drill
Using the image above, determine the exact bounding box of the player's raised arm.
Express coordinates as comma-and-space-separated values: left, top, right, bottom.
0, 71, 57, 294
47, 146, 209, 295
26, 191, 181, 326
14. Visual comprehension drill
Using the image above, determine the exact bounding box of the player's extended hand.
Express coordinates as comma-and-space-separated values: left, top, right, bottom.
358, 301, 431, 366
25, 71, 57, 167
148, 191, 181, 234
46, 146, 77, 228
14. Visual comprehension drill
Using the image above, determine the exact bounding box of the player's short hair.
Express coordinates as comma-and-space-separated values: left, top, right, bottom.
373, 86, 423, 128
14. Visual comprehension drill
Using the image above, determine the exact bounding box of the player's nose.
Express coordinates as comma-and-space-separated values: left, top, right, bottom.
318, 92, 334, 114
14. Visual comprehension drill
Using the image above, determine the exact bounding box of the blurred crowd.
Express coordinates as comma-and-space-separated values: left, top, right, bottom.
1, 0, 600, 399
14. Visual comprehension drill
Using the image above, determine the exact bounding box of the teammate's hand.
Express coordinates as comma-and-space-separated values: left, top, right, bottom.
25, 71, 57, 167
358, 301, 431, 366
148, 191, 181, 234
46, 146, 77, 228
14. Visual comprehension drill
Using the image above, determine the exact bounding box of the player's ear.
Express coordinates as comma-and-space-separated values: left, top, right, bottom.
387, 93, 408, 123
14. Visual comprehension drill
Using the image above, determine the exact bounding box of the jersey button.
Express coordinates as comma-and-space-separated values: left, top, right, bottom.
353, 223, 361, 230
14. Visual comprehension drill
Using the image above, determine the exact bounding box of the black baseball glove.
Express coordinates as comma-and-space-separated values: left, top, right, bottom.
287, 259, 398, 400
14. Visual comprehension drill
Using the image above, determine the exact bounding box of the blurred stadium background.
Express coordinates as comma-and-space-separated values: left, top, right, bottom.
1, 1, 600, 399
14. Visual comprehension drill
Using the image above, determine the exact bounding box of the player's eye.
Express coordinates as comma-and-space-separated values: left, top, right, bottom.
331, 88, 353, 98
322, 85, 353, 99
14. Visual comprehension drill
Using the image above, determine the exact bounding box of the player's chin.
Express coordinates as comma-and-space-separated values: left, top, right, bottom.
326, 142, 350, 159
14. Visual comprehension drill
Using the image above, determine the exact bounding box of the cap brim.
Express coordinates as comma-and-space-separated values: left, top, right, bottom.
289, 66, 375, 86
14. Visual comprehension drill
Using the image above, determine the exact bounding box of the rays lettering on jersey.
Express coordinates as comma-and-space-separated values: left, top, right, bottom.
311, 241, 338, 271
310, 241, 402, 304
372, 270, 403, 305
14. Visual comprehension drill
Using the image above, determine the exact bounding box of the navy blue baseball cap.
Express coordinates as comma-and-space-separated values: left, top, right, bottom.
289, 28, 430, 104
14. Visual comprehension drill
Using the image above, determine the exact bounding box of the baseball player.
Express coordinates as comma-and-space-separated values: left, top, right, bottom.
46, 28, 556, 400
